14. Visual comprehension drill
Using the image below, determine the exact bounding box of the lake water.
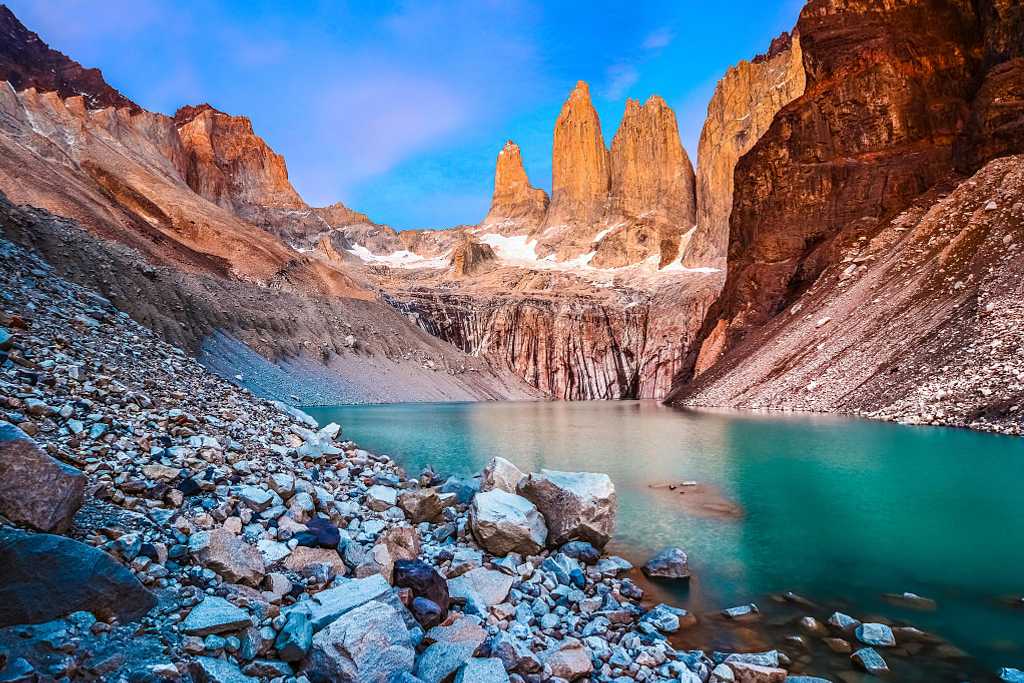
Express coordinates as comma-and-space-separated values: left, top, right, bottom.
305, 400, 1024, 680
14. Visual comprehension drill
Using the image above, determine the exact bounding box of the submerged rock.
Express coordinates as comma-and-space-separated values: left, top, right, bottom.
0, 423, 85, 533
0, 529, 156, 627
518, 469, 616, 548
642, 546, 691, 580
469, 489, 547, 555
851, 647, 889, 675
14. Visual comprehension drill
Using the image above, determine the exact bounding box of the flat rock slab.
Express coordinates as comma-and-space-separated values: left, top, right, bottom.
448, 568, 514, 610
181, 596, 251, 636
285, 574, 393, 632
0, 529, 155, 627
415, 641, 479, 683
455, 658, 509, 683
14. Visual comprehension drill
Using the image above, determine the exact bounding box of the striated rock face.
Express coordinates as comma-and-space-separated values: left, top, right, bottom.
0, 5, 137, 111
482, 140, 548, 231
387, 271, 721, 400
684, 31, 805, 269
545, 81, 610, 230
602, 96, 696, 269
681, 0, 1010, 377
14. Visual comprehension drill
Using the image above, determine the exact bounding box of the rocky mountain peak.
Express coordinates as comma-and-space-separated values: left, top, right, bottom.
174, 102, 303, 212
545, 79, 610, 228
682, 29, 805, 269
0, 4, 137, 111
482, 140, 549, 230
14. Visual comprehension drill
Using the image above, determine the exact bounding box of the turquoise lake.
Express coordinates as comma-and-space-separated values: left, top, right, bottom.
305, 401, 1024, 678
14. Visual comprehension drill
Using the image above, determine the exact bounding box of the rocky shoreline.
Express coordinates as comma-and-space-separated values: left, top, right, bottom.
2, 235, 1021, 683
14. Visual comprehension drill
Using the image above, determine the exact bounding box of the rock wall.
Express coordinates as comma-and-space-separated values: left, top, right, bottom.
682, 0, 1001, 377
388, 274, 721, 400
683, 31, 805, 269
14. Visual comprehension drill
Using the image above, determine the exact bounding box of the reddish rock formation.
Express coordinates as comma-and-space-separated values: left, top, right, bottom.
482, 140, 548, 231
683, 0, 990, 377
670, 153, 1024, 435
0, 5, 136, 111
683, 31, 805, 269
389, 270, 721, 400
448, 237, 497, 278
174, 104, 304, 212
601, 96, 696, 268
543, 81, 610, 234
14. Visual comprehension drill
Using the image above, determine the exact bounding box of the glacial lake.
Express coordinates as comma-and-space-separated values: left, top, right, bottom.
306, 401, 1024, 679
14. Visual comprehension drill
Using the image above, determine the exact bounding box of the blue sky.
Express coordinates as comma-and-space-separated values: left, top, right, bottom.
8, 1, 804, 229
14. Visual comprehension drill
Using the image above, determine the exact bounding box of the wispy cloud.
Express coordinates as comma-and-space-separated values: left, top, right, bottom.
603, 63, 640, 100
642, 28, 674, 51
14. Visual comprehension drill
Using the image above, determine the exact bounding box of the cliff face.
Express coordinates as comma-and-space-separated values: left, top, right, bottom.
671, 0, 1024, 430
684, 32, 805, 269
685, 0, 993, 374
601, 96, 696, 269
388, 271, 721, 400
174, 104, 304, 212
544, 81, 610, 232
0, 5, 137, 111
669, 153, 1024, 435
482, 140, 549, 231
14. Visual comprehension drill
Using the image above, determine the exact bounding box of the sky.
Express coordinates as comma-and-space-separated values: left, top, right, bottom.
7, 0, 804, 230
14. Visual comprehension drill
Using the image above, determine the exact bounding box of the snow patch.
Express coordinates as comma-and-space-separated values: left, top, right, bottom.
346, 243, 450, 269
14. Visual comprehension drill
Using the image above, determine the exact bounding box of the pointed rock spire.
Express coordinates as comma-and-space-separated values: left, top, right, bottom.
610, 94, 696, 226
545, 81, 610, 227
483, 140, 548, 229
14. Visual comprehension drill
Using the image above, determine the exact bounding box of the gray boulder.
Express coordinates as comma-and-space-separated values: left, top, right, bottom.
480, 457, 525, 494
0, 423, 85, 533
642, 547, 691, 580
518, 470, 616, 548
851, 647, 889, 675
192, 656, 257, 683
0, 529, 156, 627
189, 529, 265, 587
469, 489, 547, 556
448, 568, 514, 614
415, 642, 479, 683
855, 622, 895, 647
302, 600, 414, 682
455, 658, 509, 683
285, 574, 394, 632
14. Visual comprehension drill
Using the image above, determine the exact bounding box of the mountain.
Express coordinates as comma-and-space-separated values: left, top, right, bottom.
668, 0, 1024, 434
0, 6, 537, 403
481, 140, 549, 231
0, 4, 136, 111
